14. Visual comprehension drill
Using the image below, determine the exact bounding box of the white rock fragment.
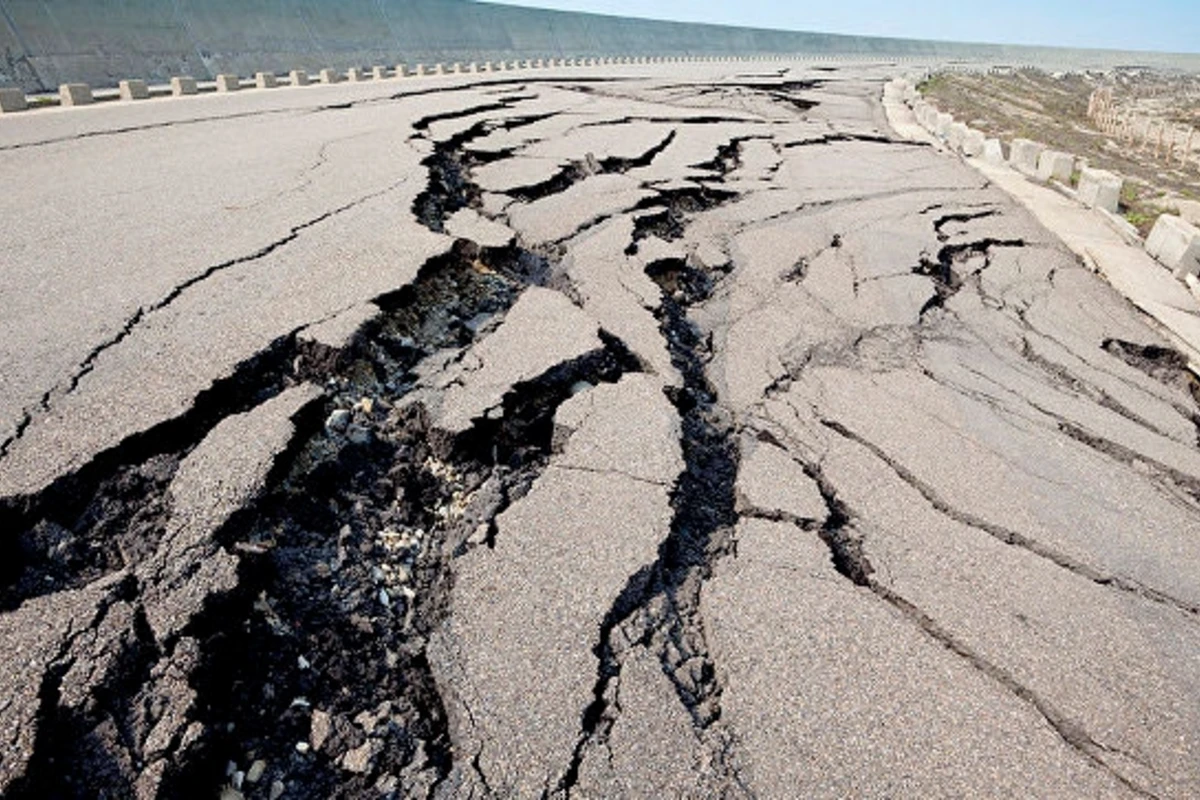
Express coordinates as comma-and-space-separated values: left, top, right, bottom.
325, 409, 351, 432
246, 760, 267, 784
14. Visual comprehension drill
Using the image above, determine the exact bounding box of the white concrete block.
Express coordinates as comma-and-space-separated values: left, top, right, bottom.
118, 79, 149, 101
1077, 167, 1122, 214
450, 63, 462, 73
1036, 150, 1074, 183
982, 138, 1005, 165
935, 112, 953, 138
0, 87, 27, 112
255, 72, 277, 89
372, 66, 389, 80
395, 64, 409, 77
171, 76, 198, 96
347, 68, 366, 81
947, 121, 969, 152
1008, 138, 1045, 175
432, 64, 445, 74
1145, 214, 1200, 279
919, 106, 938, 132
215, 74, 241, 92
59, 82, 93, 106
320, 68, 342, 84
962, 128, 986, 157
289, 69, 309, 87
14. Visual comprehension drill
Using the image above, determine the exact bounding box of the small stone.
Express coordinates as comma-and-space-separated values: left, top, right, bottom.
310, 709, 332, 750
354, 709, 378, 734
232, 771, 245, 790
378, 588, 391, 608
219, 788, 245, 800
467, 523, 490, 546
345, 424, 371, 445
569, 380, 593, 396
297, 655, 311, 670
269, 780, 286, 800
246, 760, 267, 784
295, 741, 310, 754
341, 741, 377, 774
325, 409, 351, 432
356, 397, 375, 415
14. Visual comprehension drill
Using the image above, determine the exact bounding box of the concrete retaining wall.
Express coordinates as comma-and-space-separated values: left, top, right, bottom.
3, 0, 1200, 93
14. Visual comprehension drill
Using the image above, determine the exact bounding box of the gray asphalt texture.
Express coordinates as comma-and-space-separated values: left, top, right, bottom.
1, 61, 1198, 799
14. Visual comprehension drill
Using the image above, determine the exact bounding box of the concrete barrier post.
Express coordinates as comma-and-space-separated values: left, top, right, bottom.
347, 67, 365, 81
59, 83, 94, 106
119, 79, 149, 101
171, 76, 198, 96
1035, 150, 1074, 184
372, 66, 389, 80
934, 112, 953, 138
255, 72, 278, 89
290, 69, 309, 87
413, 64, 426, 76
1145, 215, 1200, 279
0, 87, 28, 113
215, 74, 241, 92
1008, 138, 1046, 175
320, 69, 342, 84
432, 64, 446, 75
947, 121, 968, 152
395, 64, 409, 77
1077, 167, 1122, 213
982, 139, 1005, 165
962, 128, 986, 157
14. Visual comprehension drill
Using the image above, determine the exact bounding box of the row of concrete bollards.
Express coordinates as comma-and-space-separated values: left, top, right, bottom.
889, 78, 1200, 290
1088, 87, 1196, 169
0, 54, 756, 114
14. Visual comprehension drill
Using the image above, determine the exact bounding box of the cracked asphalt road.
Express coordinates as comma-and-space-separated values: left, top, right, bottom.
1, 61, 1199, 799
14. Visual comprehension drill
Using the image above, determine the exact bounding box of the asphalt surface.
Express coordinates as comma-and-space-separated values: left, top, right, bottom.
1, 61, 1198, 799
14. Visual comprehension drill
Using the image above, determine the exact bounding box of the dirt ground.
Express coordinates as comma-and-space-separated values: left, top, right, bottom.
919, 68, 1200, 236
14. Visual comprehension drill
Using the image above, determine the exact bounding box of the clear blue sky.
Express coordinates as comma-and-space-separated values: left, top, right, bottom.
481, 1, 1197, 54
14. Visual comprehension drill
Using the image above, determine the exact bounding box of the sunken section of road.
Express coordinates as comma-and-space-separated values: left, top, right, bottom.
1, 63, 1199, 799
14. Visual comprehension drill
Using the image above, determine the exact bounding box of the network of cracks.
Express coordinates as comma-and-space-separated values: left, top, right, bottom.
2, 70, 1199, 800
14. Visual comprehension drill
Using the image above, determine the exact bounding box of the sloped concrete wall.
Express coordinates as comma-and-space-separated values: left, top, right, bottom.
2, 0, 1198, 93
